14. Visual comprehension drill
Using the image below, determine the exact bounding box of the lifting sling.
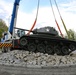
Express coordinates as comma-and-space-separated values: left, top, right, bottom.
49, 0, 63, 37
27, 0, 40, 35
54, 0, 70, 38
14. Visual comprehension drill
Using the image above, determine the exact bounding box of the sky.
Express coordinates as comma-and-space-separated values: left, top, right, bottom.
0, 0, 76, 35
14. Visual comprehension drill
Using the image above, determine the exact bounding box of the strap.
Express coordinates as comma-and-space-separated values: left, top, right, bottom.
27, 0, 40, 35
49, 0, 63, 37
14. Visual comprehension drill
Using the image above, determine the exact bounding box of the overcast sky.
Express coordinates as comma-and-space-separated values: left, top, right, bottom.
0, 0, 76, 35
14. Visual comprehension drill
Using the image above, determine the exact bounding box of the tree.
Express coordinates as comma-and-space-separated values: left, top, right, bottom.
65, 29, 76, 40
0, 19, 8, 38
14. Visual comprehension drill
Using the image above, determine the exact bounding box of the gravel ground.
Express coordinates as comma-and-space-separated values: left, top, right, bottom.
0, 50, 76, 67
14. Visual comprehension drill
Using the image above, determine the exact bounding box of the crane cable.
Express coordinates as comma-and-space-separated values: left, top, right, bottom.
54, 0, 70, 38
27, 0, 40, 35
49, 0, 63, 37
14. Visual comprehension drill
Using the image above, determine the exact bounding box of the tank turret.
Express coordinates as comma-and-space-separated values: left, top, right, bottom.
33, 26, 58, 36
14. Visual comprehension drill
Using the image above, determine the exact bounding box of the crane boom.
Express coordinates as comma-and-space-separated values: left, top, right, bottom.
9, 0, 20, 34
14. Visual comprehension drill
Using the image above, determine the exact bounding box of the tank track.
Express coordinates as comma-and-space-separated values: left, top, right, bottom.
19, 34, 76, 56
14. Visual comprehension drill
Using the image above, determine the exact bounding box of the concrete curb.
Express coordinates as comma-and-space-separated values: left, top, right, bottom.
0, 64, 76, 75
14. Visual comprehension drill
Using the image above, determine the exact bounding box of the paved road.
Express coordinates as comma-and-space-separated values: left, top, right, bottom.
0, 65, 76, 75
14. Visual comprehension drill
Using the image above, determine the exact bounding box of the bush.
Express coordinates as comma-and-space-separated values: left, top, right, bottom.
0, 19, 8, 38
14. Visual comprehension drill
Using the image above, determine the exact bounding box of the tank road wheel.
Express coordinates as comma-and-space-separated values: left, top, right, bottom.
20, 37, 27, 47
28, 43, 36, 52
46, 45, 54, 55
61, 46, 69, 55
54, 46, 62, 55
69, 44, 76, 51
37, 44, 45, 53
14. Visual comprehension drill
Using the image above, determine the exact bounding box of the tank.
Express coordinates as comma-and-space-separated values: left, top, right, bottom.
19, 26, 76, 55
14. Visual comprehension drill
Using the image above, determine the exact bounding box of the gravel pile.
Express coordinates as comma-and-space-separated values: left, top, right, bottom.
0, 50, 76, 67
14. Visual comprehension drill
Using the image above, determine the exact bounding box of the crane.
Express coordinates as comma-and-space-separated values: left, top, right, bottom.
1, 0, 20, 42
0, 0, 21, 52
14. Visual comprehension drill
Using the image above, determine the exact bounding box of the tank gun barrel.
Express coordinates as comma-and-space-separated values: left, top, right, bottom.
14, 27, 34, 33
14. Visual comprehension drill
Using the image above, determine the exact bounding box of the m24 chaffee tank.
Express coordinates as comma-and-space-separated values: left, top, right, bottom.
19, 26, 76, 55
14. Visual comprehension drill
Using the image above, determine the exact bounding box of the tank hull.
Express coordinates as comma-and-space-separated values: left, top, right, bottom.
19, 34, 76, 55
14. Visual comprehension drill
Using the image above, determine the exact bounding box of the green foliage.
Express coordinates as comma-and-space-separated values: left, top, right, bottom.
65, 29, 76, 40
0, 19, 8, 38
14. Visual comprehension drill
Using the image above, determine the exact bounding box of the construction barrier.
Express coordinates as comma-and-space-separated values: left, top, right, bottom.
0, 43, 12, 48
